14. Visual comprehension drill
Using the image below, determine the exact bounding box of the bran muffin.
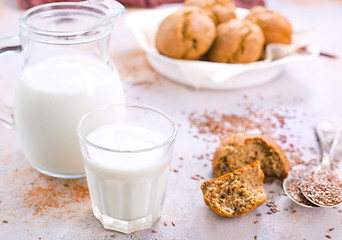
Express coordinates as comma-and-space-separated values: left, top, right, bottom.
212, 133, 290, 180
155, 6, 216, 60
246, 6, 292, 44
208, 19, 265, 63
184, 0, 236, 25
201, 161, 267, 217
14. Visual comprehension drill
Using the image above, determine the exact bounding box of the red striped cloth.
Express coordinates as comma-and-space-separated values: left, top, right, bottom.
18, 0, 83, 9
18, 0, 264, 10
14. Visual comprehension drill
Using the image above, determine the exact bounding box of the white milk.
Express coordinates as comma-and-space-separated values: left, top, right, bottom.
14, 55, 125, 177
84, 123, 171, 233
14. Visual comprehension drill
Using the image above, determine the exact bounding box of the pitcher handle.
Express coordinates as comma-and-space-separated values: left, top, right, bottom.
0, 35, 22, 129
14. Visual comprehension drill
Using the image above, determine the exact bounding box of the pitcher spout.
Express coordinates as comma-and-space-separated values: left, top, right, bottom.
84, 0, 126, 25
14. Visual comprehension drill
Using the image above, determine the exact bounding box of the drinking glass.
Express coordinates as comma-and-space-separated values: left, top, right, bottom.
77, 104, 177, 233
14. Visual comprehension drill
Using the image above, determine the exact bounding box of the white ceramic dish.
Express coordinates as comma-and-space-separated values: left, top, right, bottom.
125, 4, 320, 90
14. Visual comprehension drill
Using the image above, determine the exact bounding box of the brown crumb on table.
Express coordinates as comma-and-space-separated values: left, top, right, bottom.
3, 220, 8, 223
164, 221, 167, 226
152, 230, 158, 233
326, 235, 331, 239
191, 176, 200, 181
256, 213, 261, 217
254, 235, 258, 240
173, 169, 179, 173
254, 220, 259, 224
292, 210, 296, 213
172, 221, 175, 227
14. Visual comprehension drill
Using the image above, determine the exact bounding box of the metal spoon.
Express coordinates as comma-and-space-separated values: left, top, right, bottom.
283, 176, 318, 208
282, 120, 335, 208
300, 123, 342, 208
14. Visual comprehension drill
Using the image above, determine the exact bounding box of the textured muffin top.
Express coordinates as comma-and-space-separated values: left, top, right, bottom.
246, 6, 292, 44
184, 0, 236, 25
155, 6, 216, 60
201, 161, 267, 217
208, 19, 265, 63
212, 133, 290, 179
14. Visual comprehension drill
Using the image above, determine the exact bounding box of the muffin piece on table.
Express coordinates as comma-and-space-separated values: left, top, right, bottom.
184, 0, 236, 25
208, 19, 264, 63
201, 161, 267, 217
155, 6, 216, 60
246, 6, 292, 44
212, 133, 290, 180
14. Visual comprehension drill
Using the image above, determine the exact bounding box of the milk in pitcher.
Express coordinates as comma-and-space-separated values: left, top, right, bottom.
14, 55, 125, 177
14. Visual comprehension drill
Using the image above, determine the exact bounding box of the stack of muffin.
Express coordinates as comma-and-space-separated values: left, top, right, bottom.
155, 0, 293, 63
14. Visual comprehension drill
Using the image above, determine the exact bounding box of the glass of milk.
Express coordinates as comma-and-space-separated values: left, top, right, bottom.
77, 104, 177, 233
0, 1, 126, 178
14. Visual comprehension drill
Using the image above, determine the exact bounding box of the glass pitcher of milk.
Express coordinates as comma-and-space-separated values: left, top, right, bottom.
0, 0, 126, 178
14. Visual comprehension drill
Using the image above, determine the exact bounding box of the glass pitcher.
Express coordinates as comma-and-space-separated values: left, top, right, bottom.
0, 0, 126, 178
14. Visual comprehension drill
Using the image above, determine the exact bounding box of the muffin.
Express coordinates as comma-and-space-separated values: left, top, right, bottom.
201, 161, 267, 217
155, 6, 216, 60
184, 0, 236, 25
212, 133, 290, 180
246, 6, 292, 44
208, 19, 264, 63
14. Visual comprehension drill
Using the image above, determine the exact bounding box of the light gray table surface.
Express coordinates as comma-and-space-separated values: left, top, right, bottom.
0, 0, 342, 239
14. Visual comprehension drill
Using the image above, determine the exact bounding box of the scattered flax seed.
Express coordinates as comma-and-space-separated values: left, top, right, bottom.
3, 220, 8, 223
325, 235, 331, 239
173, 169, 179, 173
191, 176, 200, 181
292, 210, 296, 213
269, 190, 275, 194
179, 157, 184, 160
266, 201, 279, 214
152, 230, 158, 233
164, 221, 167, 226
254, 220, 259, 224
254, 235, 258, 240
172, 221, 176, 227
301, 170, 342, 206
110, 234, 117, 238
255, 213, 261, 217
328, 228, 335, 232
